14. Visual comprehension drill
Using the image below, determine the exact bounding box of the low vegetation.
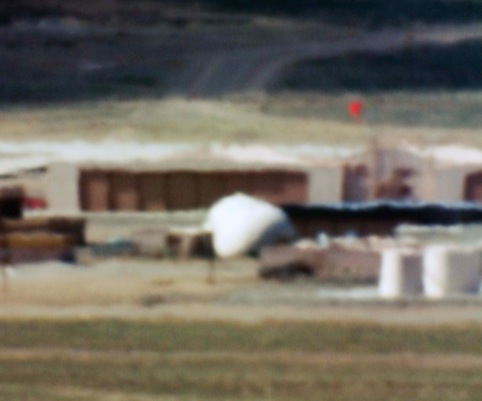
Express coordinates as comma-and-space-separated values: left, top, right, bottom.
3, 319, 482, 353
1, 319, 482, 400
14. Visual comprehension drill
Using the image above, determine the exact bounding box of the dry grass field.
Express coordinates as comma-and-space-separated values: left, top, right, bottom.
2, 257, 482, 401
2, 311, 482, 400
1, 94, 482, 147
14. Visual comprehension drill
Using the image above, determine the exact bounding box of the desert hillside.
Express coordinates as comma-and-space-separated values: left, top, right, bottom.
0, 1, 481, 138
0, 0, 482, 101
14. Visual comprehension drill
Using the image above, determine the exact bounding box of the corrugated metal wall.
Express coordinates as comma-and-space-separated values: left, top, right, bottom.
80, 169, 308, 211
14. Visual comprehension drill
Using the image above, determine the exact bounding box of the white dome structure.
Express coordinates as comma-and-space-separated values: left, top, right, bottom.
204, 193, 296, 258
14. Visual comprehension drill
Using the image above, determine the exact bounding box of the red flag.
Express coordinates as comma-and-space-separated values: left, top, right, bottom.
348, 100, 364, 120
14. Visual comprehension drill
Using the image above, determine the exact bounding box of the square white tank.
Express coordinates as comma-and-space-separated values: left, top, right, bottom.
423, 245, 481, 298
379, 247, 423, 298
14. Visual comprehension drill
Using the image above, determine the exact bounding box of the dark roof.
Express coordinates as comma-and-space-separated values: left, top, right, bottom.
282, 201, 482, 226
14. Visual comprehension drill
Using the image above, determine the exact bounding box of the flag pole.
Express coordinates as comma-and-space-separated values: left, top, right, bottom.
348, 99, 378, 200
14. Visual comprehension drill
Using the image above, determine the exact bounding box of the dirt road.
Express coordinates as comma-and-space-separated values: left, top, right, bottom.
1, 258, 482, 325
189, 24, 482, 95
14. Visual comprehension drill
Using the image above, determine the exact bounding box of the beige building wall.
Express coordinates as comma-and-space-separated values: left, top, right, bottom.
434, 167, 468, 202
46, 162, 80, 213
307, 166, 343, 204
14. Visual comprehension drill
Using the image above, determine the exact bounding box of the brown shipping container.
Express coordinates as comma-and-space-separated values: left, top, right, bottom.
139, 173, 168, 211
283, 172, 308, 203
225, 172, 254, 197
80, 171, 111, 211
111, 172, 140, 211
252, 171, 287, 204
166, 172, 199, 210
198, 172, 227, 208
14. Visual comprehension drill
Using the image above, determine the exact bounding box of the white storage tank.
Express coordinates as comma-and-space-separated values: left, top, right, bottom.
423, 244, 481, 298
379, 247, 423, 298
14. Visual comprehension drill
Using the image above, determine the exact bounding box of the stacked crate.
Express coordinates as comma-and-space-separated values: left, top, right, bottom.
0, 218, 85, 264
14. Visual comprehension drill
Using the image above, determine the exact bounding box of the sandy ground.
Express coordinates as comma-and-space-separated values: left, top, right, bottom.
1, 257, 482, 325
